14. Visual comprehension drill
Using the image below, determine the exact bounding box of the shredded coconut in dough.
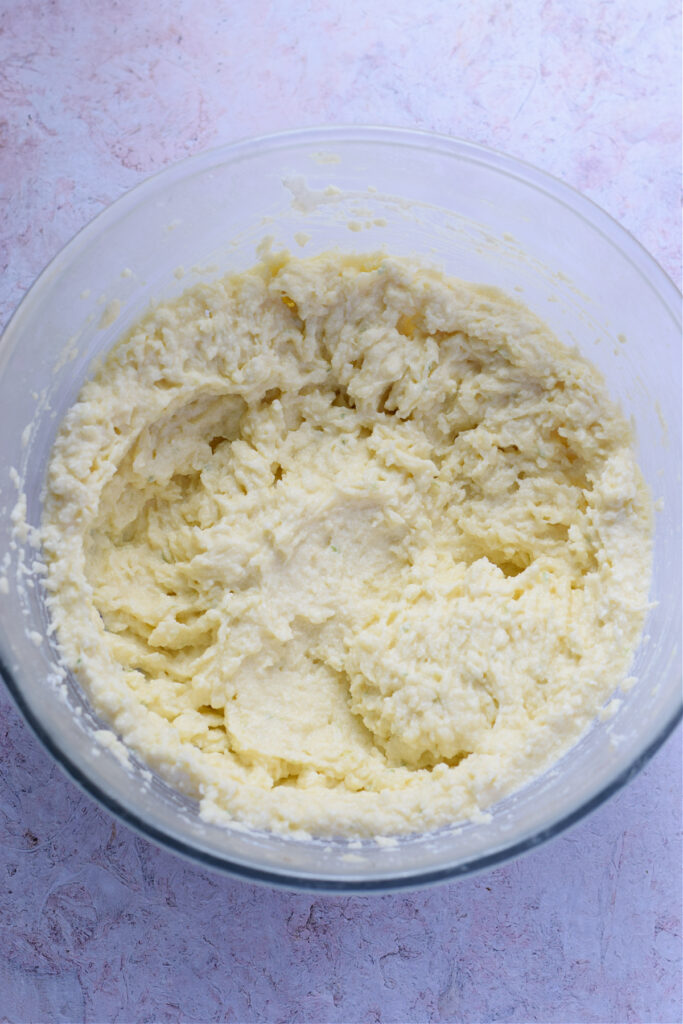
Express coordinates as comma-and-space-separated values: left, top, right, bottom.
42, 252, 652, 838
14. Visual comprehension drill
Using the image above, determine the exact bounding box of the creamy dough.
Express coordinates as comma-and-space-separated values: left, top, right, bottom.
42, 252, 652, 838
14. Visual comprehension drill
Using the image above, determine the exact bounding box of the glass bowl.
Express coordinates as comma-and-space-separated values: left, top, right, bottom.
0, 126, 680, 892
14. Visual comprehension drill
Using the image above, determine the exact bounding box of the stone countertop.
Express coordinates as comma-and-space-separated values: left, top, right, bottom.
1, 1, 680, 1021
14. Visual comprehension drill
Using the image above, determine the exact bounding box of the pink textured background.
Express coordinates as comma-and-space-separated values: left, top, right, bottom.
1, 1, 681, 1021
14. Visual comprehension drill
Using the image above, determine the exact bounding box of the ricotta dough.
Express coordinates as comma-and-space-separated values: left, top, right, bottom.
42, 251, 653, 838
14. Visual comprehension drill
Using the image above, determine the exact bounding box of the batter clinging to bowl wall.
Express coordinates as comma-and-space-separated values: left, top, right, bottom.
41, 250, 652, 839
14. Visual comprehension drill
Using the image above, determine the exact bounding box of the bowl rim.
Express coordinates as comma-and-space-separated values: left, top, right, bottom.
1, 124, 681, 893
2, 124, 681, 347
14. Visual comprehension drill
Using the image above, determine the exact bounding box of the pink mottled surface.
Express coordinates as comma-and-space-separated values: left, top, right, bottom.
1, 1, 681, 1022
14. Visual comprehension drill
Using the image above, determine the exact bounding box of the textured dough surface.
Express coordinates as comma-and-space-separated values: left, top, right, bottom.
42, 252, 652, 837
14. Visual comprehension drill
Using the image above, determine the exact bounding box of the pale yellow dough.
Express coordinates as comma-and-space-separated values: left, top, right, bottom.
42, 252, 652, 838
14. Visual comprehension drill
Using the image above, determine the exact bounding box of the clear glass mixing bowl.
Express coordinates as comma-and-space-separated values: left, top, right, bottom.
0, 127, 680, 892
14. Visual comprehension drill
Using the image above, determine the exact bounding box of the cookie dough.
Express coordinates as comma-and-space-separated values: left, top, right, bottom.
42, 252, 652, 838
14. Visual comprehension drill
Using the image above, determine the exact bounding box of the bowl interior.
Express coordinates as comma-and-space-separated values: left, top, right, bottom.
0, 127, 680, 890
